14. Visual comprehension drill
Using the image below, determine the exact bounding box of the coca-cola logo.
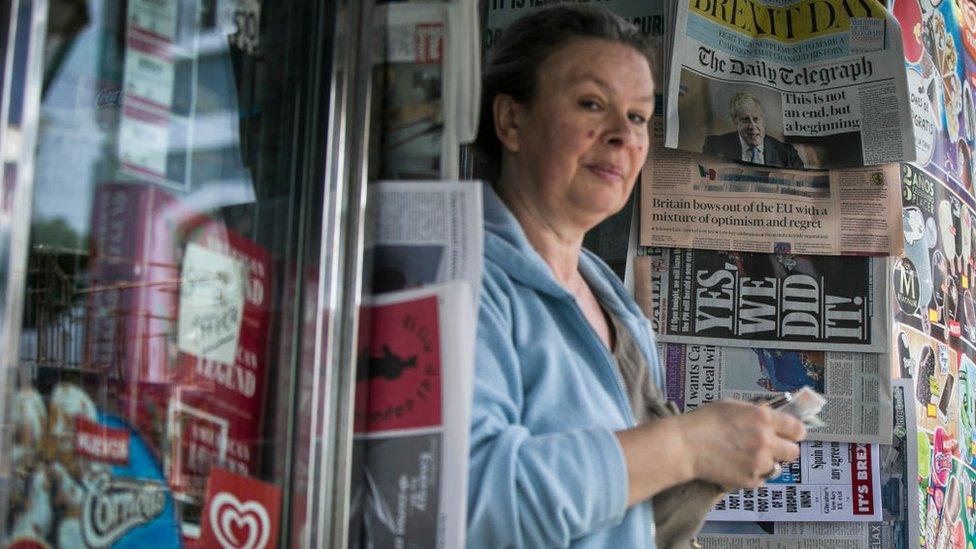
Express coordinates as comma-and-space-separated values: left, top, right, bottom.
209, 492, 271, 549
82, 472, 166, 547
95, 86, 122, 108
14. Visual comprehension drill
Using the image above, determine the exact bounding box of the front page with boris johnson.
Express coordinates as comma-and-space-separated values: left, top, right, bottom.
664, 0, 915, 169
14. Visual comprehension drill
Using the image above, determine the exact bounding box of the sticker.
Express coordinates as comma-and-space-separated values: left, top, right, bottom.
907, 68, 938, 166
200, 468, 281, 549
894, 256, 921, 315
177, 242, 246, 366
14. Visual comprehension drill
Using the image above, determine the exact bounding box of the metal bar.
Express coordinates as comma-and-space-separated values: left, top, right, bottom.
0, 0, 47, 540
324, 0, 376, 541
297, 0, 379, 546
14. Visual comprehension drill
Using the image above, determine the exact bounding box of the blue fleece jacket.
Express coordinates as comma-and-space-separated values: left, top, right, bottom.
467, 186, 664, 548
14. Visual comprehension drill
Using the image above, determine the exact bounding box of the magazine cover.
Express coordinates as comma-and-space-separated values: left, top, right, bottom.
352, 282, 473, 549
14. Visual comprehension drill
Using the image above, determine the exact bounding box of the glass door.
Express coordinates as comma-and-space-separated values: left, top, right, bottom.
0, 0, 366, 546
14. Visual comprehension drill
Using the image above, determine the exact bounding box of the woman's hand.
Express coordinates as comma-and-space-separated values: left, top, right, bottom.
678, 400, 807, 489
616, 399, 806, 506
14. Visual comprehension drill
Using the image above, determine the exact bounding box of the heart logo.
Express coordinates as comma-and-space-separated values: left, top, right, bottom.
210, 492, 271, 549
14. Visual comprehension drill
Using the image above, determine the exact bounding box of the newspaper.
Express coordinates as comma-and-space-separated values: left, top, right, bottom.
708, 442, 882, 522
698, 379, 922, 547
484, 0, 665, 52
659, 343, 892, 443
351, 282, 475, 549
367, 181, 483, 309
376, 1, 479, 175
636, 247, 888, 352
663, 0, 914, 169
642, 116, 903, 255
375, 3, 458, 179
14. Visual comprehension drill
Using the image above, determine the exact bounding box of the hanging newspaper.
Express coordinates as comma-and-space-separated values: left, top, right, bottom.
351, 282, 474, 549
367, 181, 483, 308
659, 343, 892, 444
639, 248, 888, 352
698, 379, 921, 547
633, 247, 668, 333
375, 3, 457, 179
664, 0, 914, 169
642, 119, 903, 255
708, 442, 882, 522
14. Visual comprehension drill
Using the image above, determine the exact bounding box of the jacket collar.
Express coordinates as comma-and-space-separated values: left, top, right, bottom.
482, 184, 642, 322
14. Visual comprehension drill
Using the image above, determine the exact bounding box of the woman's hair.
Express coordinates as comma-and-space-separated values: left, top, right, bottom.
473, 5, 651, 175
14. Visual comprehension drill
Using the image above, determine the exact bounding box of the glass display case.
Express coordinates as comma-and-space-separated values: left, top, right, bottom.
0, 0, 378, 546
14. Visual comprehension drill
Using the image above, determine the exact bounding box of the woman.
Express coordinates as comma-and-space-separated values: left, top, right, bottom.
468, 6, 807, 548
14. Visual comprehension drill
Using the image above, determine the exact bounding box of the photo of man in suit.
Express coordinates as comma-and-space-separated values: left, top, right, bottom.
703, 92, 804, 168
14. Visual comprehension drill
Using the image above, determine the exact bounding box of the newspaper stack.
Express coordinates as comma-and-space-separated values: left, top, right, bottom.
662, 0, 914, 169
698, 379, 919, 544
354, 181, 483, 548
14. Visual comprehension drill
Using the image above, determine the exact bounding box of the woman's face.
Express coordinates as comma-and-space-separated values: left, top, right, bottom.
502, 39, 653, 230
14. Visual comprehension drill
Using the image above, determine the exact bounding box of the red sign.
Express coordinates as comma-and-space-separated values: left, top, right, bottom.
75, 415, 130, 466
849, 444, 875, 516
200, 468, 282, 549
414, 23, 444, 64
170, 221, 272, 499
891, 0, 924, 63
7, 537, 49, 549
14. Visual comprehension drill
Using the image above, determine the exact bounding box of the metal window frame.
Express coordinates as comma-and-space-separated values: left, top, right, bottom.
299, 0, 377, 547
0, 0, 47, 540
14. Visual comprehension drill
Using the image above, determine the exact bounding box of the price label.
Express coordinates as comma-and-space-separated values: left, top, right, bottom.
124, 37, 174, 108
